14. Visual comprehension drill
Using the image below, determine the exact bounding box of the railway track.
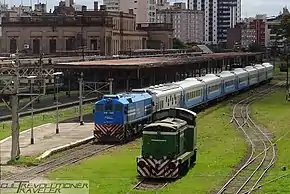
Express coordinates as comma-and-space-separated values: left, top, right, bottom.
0, 96, 100, 122
216, 83, 282, 194
128, 178, 169, 193
2, 142, 115, 181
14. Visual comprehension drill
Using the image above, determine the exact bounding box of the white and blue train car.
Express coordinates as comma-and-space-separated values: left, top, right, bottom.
231, 68, 249, 90
262, 63, 274, 80
254, 64, 267, 83
133, 83, 183, 112
196, 74, 222, 101
176, 78, 206, 109
244, 66, 258, 86
216, 71, 237, 95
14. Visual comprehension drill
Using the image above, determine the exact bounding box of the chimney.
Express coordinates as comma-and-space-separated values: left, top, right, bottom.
129, 9, 134, 15
81, 5, 87, 12
100, 5, 106, 11
94, 1, 98, 11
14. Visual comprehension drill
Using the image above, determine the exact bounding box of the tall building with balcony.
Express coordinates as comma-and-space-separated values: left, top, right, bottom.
188, 0, 241, 44
103, 0, 157, 23
249, 19, 265, 46
157, 3, 204, 43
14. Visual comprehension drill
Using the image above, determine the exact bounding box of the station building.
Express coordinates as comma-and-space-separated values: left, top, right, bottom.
0, 5, 174, 55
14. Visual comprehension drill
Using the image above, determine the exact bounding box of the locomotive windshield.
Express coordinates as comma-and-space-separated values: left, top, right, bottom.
105, 104, 113, 112
115, 104, 123, 112
95, 104, 103, 112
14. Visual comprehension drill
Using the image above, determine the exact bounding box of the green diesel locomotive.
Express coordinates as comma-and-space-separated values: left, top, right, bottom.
136, 107, 197, 179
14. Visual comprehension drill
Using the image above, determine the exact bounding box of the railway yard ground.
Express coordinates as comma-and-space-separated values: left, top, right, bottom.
1, 82, 289, 194
0, 103, 93, 140
45, 101, 248, 194
250, 90, 290, 193
0, 66, 289, 194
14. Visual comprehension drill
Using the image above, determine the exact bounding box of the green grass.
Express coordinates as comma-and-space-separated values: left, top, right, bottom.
251, 90, 290, 194
47, 103, 247, 194
0, 91, 78, 106
0, 103, 93, 140
6, 156, 41, 166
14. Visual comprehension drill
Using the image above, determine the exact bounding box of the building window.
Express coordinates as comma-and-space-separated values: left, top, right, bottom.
66, 37, 75, 51
32, 39, 40, 54
9, 38, 17, 53
90, 39, 98, 50
49, 39, 56, 53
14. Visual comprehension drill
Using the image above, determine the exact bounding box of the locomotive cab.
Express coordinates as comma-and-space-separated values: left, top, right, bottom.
94, 95, 124, 125
137, 108, 197, 179
141, 118, 188, 159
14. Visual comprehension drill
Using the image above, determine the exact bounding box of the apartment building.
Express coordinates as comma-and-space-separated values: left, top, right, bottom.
157, 3, 204, 43
188, 0, 241, 44
156, 0, 170, 11
103, 0, 157, 23
227, 23, 256, 49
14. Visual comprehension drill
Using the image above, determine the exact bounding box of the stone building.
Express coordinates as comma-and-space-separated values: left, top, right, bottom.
0, 5, 173, 55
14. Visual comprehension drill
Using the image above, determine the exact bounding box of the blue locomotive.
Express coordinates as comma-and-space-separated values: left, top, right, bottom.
93, 62, 274, 143
94, 92, 153, 142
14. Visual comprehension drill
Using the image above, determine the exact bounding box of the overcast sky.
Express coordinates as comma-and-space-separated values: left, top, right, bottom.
5, 0, 290, 18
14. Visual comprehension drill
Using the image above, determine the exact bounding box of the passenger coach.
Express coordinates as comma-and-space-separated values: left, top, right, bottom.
231, 68, 249, 90
244, 66, 258, 86
196, 74, 222, 101
216, 71, 237, 94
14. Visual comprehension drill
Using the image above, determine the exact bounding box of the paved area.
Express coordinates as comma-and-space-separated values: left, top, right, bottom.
0, 122, 94, 165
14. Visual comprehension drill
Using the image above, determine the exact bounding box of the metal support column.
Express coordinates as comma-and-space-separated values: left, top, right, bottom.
79, 72, 84, 125
108, 78, 114, 94
29, 80, 34, 144
56, 76, 60, 133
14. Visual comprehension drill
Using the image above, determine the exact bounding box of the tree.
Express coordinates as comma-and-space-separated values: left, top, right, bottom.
173, 38, 186, 49
281, 14, 290, 42
248, 43, 265, 52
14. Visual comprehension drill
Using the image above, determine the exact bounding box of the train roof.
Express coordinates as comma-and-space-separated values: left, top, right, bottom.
216, 71, 236, 78
196, 74, 222, 83
97, 92, 152, 105
262, 62, 273, 68
135, 83, 182, 95
175, 79, 204, 89
244, 66, 258, 72
253, 64, 266, 70
231, 68, 248, 76
144, 118, 187, 132
184, 77, 199, 81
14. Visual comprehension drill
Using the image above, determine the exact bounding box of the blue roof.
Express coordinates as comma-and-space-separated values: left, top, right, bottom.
96, 92, 152, 105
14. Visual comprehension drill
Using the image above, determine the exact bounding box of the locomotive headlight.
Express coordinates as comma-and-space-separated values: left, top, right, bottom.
138, 161, 146, 168
168, 162, 176, 169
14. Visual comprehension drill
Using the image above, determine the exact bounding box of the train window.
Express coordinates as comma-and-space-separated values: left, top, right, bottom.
95, 104, 103, 112
115, 104, 123, 112
105, 104, 113, 112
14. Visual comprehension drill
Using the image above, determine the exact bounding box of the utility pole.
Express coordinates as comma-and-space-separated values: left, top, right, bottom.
0, 50, 49, 161
287, 53, 289, 100
81, 14, 85, 61
108, 78, 114, 94
79, 72, 84, 125
10, 59, 20, 160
